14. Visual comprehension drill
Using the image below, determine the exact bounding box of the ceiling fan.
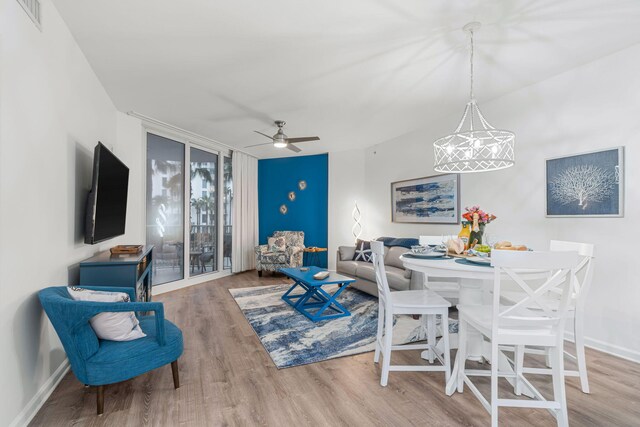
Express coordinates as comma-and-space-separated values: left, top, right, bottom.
245, 120, 320, 153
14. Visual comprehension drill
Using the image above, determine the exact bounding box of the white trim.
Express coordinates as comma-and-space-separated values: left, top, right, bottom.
565, 331, 640, 364
152, 269, 232, 295
16, 0, 42, 31
127, 111, 255, 158
9, 359, 70, 427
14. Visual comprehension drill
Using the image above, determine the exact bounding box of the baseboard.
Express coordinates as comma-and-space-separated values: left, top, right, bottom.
565, 331, 640, 364
152, 270, 232, 296
10, 359, 70, 427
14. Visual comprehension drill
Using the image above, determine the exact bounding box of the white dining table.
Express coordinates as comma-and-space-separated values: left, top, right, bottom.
400, 254, 548, 396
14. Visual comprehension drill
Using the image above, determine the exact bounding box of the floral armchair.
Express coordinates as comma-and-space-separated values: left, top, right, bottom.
255, 231, 305, 276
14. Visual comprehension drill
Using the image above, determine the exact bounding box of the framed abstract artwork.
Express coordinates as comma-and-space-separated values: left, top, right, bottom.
546, 147, 624, 217
391, 173, 460, 224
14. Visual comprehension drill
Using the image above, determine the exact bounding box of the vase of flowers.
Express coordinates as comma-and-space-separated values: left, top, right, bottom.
462, 206, 496, 247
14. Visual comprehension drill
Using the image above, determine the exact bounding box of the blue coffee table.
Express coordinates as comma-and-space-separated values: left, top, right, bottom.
280, 267, 356, 322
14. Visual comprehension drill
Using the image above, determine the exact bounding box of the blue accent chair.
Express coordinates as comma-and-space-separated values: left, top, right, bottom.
38, 286, 184, 415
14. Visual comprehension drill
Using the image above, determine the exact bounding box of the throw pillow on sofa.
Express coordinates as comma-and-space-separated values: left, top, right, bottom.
67, 287, 146, 341
268, 236, 286, 252
352, 239, 373, 262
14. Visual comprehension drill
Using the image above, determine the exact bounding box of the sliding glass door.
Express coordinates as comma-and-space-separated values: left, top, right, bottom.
146, 131, 232, 286
146, 134, 185, 285
189, 147, 218, 276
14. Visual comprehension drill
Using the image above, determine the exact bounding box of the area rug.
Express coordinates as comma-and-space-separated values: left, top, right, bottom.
229, 284, 428, 369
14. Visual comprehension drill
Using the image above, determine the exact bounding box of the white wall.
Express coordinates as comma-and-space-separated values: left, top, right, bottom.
360, 44, 640, 360
327, 149, 367, 270
0, 1, 144, 424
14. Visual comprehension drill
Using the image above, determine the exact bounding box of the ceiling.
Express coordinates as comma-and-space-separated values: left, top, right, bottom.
52, 0, 640, 158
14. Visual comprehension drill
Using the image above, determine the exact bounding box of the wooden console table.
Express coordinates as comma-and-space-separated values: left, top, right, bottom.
79, 245, 154, 302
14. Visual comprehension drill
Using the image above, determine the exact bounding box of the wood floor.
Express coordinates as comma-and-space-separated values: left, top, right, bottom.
31, 271, 640, 426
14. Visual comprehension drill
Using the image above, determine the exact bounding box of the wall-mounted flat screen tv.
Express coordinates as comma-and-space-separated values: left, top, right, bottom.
85, 142, 129, 244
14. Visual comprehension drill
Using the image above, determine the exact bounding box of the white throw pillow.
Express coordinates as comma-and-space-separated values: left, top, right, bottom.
67, 287, 146, 341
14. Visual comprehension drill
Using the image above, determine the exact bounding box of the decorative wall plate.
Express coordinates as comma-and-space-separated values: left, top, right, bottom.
288, 191, 296, 201
279, 204, 288, 215
298, 180, 307, 190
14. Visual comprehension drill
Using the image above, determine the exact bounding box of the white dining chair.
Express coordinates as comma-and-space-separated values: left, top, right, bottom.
502, 240, 595, 393
418, 235, 460, 302
371, 240, 452, 387
454, 250, 580, 427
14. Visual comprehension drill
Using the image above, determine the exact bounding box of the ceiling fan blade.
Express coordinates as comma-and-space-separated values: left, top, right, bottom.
286, 143, 302, 153
245, 141, 275, 148
287, 136, 320, 144
254, 130, 275, 140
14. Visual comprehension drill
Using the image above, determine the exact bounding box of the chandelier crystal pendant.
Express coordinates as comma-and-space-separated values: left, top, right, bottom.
433, 22, 515, 173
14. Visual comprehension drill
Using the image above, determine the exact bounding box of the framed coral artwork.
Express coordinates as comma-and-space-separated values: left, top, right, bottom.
546, 147, 624, 217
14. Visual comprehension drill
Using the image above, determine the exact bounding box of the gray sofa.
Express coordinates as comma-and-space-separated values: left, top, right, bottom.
336, 242, 422, 296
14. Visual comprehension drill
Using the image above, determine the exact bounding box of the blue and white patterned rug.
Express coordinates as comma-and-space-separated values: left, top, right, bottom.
229, 284, 429, 369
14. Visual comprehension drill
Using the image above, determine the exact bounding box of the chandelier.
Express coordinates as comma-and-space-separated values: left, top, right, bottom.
433, 22, 515, 173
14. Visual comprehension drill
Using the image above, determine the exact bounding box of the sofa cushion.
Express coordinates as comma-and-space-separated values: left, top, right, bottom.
386, 267, 411, 291
337, 260, 358, 276
338, 246, 356, 261
385, 246, 409, 270
355, 263, 375, 282
355, 264, 410, 291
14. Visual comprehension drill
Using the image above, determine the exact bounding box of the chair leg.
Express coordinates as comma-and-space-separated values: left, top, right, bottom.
258, 270, 262, 277
442, 313, 451, 385
456, 317, 467, 393
514, 345, 525, 396
490, 341, 499, 427
545, 348, 552, 368
551, 346, 569, 426
171, 360, 180, 389
96, 385, 104, 415
374, 304, 384, 363
574, 314, 590, 393
427, 314, 436, 364
380, 309, 393, 387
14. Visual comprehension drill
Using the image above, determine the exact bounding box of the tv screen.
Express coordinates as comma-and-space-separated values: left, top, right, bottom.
85, 142, 129, 244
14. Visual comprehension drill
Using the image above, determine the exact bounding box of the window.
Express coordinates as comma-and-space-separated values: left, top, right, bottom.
146, 133, 185, 285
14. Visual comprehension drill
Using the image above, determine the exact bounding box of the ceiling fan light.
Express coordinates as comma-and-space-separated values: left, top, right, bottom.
273, 141, 287, 148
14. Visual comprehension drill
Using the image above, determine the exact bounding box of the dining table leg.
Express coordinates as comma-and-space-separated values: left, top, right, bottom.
422, 278, 484, 362
445, 279, 534, 398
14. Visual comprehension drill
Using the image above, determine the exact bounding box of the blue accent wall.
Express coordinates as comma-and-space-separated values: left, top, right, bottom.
258, 154, 328, 268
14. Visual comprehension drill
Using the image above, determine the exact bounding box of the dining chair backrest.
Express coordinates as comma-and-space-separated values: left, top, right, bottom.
491, 250, 580, 332
371, 240, 392, 304
549, 240, 595, 308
